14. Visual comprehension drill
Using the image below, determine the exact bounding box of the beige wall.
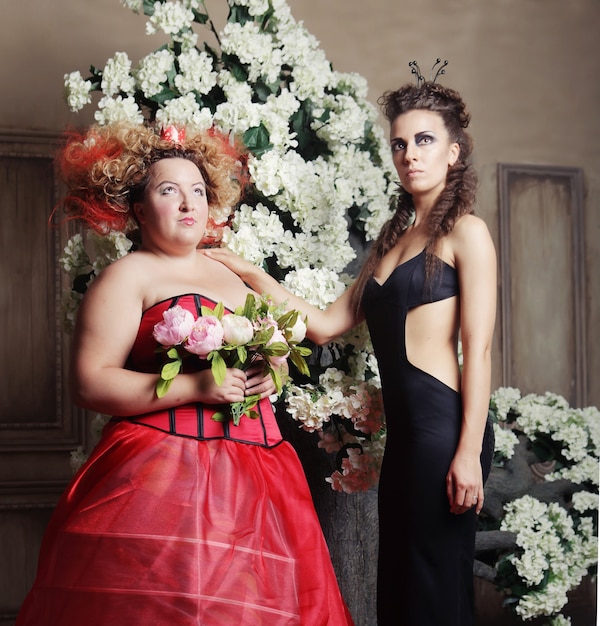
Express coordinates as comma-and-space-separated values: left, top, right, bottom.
3, 0, 599, 406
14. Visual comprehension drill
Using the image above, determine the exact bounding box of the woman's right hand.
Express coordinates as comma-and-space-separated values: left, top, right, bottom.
195, 367, 248, 405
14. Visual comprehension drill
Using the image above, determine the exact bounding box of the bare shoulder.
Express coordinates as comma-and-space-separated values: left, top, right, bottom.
82, 251, 148, 310
452, 213, 491, 240
444, 214, 496, 268
197, 251, 255, 306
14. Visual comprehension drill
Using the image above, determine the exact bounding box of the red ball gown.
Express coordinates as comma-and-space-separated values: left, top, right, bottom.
17, 294, 354, 626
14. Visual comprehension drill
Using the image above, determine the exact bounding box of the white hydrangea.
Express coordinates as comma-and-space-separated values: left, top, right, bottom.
94, 95, 144, 125
571, 490, 599, 513
101, 52, 136, 96
285, 383, 335, 432
220, 21, 283, 84
145, 1, 195, 37
500, 495, 597, 620
222, 202, 288, 264
59, 233, 90, 276
64, 71, 93, 112
231, 0, 271, 16
313, 94, 371, 147
490, 386, 522, 421
492, 423, 520, 460
135, 49, 175, 98
174, 48, 217, 95
88, 231, 134, 274
155, 94, 214, 131
282, 267, 346, 308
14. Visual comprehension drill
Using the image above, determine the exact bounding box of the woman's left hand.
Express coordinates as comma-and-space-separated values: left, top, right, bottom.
244, 364, 278, 400
446, 452, 484, 515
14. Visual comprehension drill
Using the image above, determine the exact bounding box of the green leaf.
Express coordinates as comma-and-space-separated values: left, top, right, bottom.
211, 410, 226, 423
243, 123, 273, 157
191, 9, 209, 24
160, 359, 182, 380
243, 293, 256, 318
277, 309, 298, 328
235, 345, 248, 365
290, 351, 311, 376
230, 395, 261, 426
142, 0, 156, 16
264, 341, 289, 356
221, 52, 249, 82
294, 345, 312, 357
270, 366, 283, 394
155, 377, 173, 398
209, 351, 226, 386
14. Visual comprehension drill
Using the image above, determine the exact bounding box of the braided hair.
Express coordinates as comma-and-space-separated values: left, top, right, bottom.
350, 82, 477, 315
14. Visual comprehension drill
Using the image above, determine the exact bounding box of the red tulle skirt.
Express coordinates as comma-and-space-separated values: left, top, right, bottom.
17, 420, 354, 625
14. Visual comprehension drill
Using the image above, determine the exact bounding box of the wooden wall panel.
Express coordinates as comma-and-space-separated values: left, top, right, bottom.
0, 134, 87, 622
498, 164, 586, 406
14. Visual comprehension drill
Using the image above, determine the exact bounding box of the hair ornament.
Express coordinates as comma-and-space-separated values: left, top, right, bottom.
160, 125, 186, 145
409, 58, 449, 86
431, 58, 448, 83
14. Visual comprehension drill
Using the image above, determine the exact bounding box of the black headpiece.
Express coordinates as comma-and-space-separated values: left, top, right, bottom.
409, 58, 448, 86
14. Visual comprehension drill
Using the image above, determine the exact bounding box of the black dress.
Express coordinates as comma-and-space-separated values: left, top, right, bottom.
362, 250, 494, 626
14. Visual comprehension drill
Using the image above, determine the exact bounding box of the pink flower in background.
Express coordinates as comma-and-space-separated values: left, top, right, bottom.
153, 305, 195, 345
185, 316, 224, 357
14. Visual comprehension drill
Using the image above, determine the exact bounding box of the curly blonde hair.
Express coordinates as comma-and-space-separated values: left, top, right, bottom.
56, 122, 247, 234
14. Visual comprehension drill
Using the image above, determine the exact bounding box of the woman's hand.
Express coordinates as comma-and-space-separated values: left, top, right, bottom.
446, 451, 484, 515
244, 363, 280, 400
195, 368, 248, 405
202, 247, 258, 283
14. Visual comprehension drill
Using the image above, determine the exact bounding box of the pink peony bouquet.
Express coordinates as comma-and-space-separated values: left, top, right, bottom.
152, 293, 311, 425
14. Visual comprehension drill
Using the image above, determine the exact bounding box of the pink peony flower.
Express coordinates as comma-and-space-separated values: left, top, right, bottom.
185, 315, 224, 358
221, 314, 254, 346
153, 305, 195, 345
267, 327, 290, 367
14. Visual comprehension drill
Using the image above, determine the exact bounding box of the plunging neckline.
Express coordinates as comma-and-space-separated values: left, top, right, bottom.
371, 250, 425, 287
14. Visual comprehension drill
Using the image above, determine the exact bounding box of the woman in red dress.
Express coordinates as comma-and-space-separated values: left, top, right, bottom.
16, 122, 354, 626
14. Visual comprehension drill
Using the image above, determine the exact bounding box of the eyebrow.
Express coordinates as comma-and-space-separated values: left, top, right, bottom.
155, 179, 206, 187
390, 130, 436, 143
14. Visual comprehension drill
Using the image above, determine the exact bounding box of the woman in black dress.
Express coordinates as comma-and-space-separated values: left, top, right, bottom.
206, 77, 497, 626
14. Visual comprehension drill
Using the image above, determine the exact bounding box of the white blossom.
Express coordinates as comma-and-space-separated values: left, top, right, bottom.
101, 52, 136, 96
155, 94, 214, 131
174, 48, 217, 95
135, 49, 175, 98
145, 1, 195, 37
94, 95, 144, 125
64, 71, 92, 112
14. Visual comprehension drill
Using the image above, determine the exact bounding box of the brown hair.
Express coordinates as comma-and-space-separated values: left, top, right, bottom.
55, 122, 247, 234
350, 81, 477, 315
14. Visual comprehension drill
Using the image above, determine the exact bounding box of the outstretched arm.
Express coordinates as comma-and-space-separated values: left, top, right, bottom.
202, 247, 361, 345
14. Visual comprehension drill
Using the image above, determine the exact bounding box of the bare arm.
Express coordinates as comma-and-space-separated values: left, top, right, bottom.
70, 256, 250, 416
202, 247, 361, 345
446, 215, 497, 514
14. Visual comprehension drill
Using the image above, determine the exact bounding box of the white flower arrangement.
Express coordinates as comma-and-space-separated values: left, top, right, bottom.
486, 387, 599, 621
61, 0, 395, 489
